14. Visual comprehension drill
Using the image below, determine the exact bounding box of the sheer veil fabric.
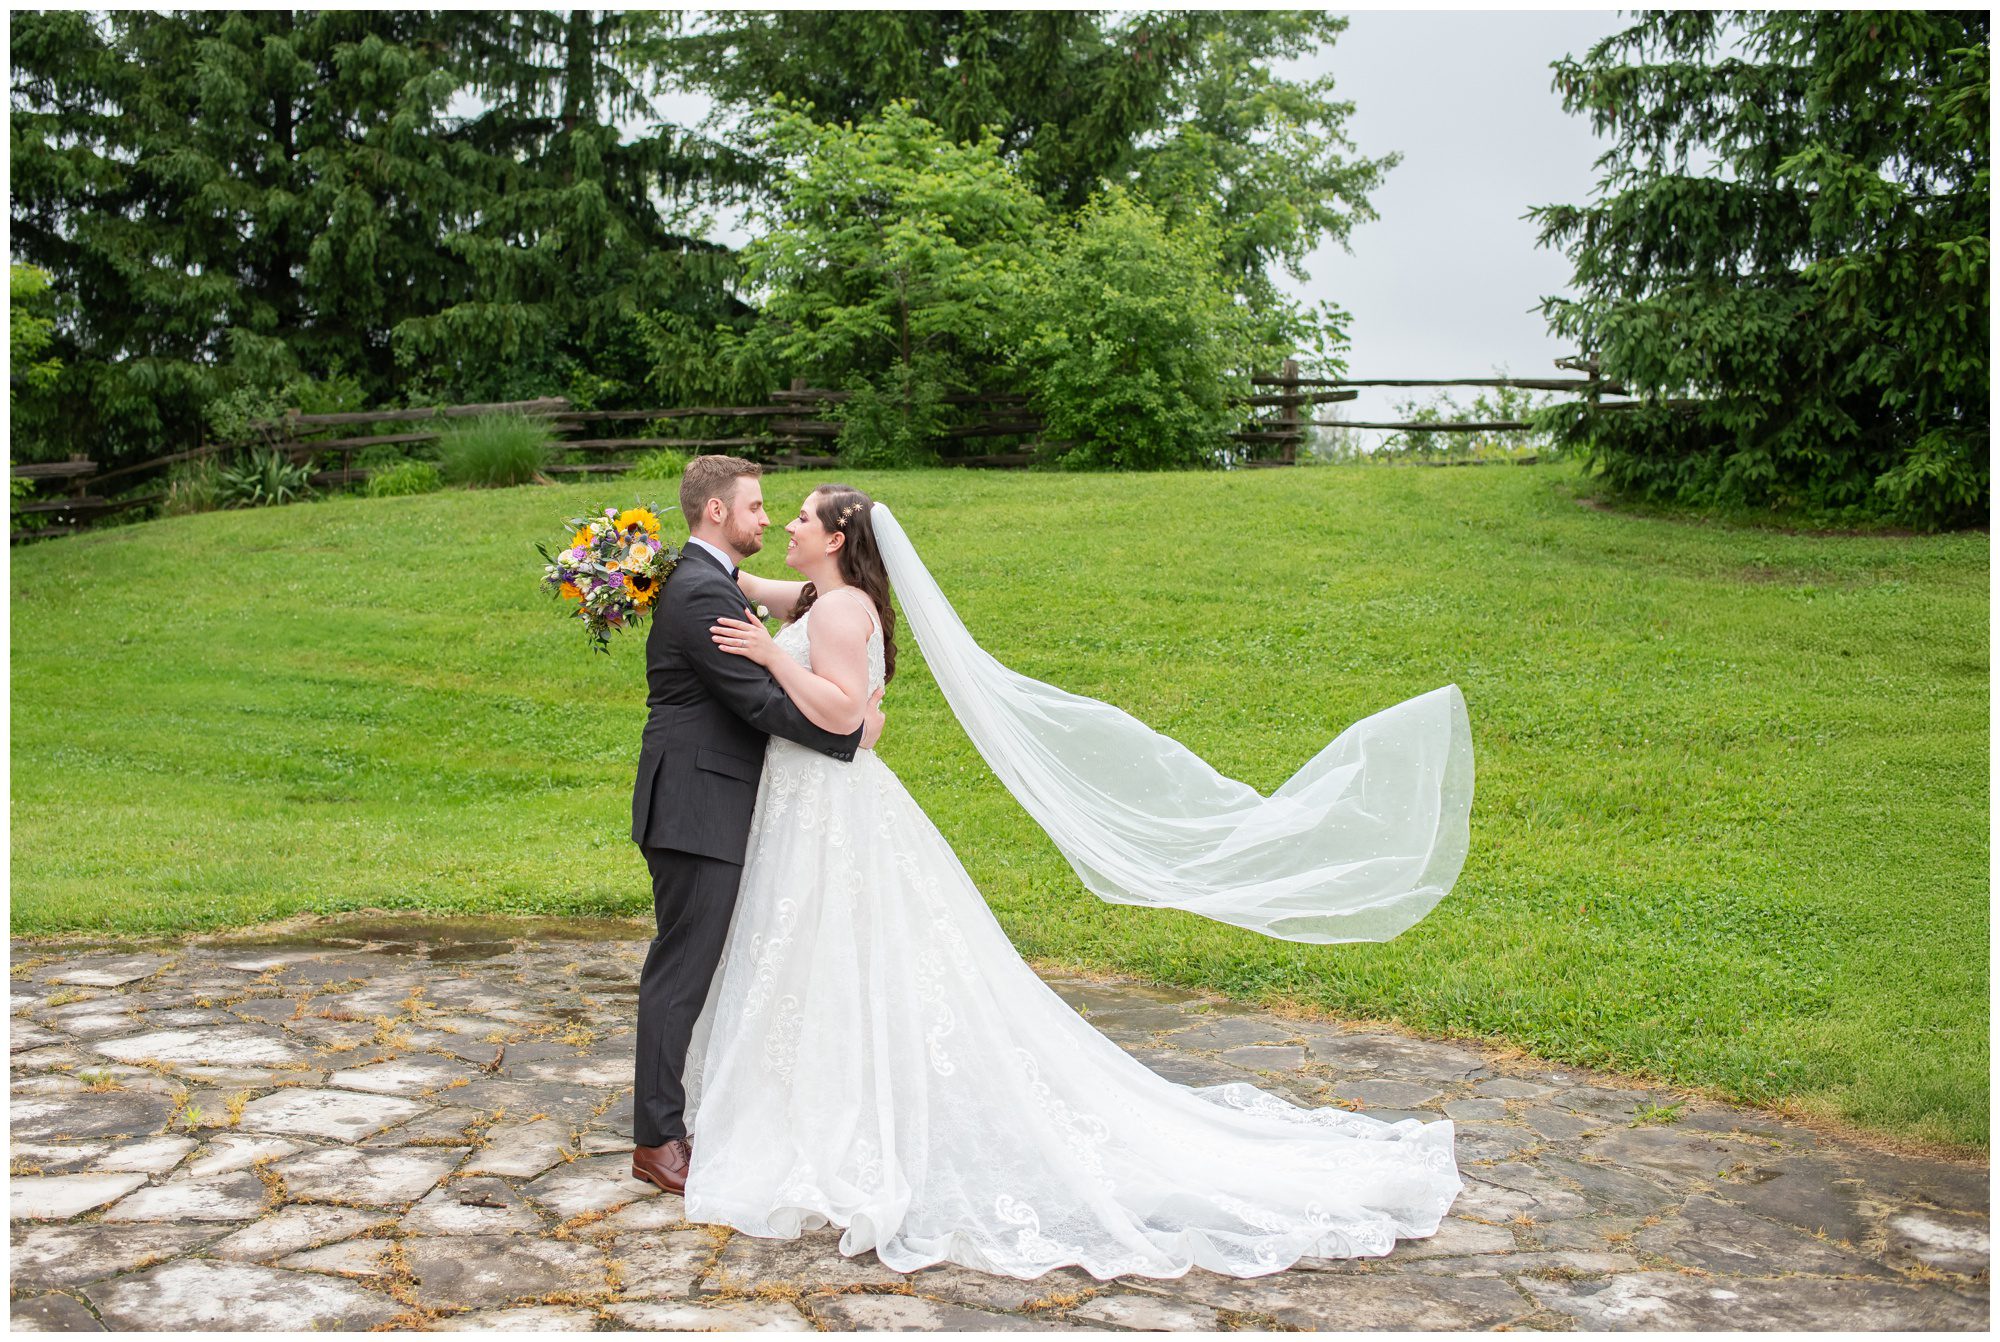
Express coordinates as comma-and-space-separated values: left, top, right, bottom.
682, 598, 1464, 1282
867, 503, 1476, 943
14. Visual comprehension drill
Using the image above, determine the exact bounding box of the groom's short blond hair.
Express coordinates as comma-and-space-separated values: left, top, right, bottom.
680, 455, 762, 527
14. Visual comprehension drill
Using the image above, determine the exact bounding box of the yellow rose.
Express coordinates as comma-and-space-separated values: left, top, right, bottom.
628, 542, 653, 566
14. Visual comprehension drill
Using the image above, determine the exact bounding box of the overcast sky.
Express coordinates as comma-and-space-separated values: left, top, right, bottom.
635, 8, 1632, 436
1280, 9, 1628, 427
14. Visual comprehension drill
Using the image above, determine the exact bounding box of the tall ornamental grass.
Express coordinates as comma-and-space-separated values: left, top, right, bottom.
436, 414, 557, 488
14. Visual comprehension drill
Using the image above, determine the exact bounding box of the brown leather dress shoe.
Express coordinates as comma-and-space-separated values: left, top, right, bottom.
631, 1138, 692, 1195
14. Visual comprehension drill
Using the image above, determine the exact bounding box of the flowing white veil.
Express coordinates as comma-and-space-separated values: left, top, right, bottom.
868, 503, 1475, 944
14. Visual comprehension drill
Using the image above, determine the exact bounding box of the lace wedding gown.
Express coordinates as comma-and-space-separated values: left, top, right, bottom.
681, 607, 1461, 1281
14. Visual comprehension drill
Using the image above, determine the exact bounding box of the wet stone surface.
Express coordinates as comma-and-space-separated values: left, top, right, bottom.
8, 921, 1989, 1331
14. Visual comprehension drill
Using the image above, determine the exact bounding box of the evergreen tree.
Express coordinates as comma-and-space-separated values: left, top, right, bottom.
10, 10, 473, 461
661, 10, 1390, 321
1530, 11, 1988, 528
9, 10, 757, 462
392, 10, 759, 406
662, 10, 1179, 210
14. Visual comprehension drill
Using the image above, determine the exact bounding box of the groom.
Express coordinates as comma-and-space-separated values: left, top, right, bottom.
629, 455, 882, 1193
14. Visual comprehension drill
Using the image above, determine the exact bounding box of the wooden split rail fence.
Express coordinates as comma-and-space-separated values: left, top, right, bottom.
139, 360, 1342, 491
7, 457, 120, 543
11, 358, 1645, 541
259, 366, 1337, 478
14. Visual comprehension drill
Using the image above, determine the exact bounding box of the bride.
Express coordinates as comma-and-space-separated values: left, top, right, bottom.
678, 483, 1471, 1282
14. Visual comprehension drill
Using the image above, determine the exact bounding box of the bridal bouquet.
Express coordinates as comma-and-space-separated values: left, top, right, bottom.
536, 503, 680, 652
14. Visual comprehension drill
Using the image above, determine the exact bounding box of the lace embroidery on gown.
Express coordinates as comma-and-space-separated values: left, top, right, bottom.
681, 603, 1460, 1281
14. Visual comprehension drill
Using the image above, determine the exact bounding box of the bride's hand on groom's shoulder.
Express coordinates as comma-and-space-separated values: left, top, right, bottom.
710, 608, 779, 668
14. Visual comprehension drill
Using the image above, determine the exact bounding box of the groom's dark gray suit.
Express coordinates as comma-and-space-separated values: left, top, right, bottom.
631, 541, 861, 1146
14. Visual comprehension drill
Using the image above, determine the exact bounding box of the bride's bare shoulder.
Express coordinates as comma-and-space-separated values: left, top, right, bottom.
813, 586, 880, 628
804, 588, 877, 645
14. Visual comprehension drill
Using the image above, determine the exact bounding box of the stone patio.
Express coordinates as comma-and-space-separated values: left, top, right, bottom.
8, 917, 1989, 1331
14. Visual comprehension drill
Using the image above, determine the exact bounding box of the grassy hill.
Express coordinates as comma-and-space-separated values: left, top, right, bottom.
10, 463, 1988, 1150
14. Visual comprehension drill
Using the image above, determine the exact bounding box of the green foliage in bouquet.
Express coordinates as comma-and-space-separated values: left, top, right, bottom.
537, 503, 679, 653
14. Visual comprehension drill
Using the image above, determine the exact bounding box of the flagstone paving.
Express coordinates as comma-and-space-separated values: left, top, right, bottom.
8, 918, 1989, 1331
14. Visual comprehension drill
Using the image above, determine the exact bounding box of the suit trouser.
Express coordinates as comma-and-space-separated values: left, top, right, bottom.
633, 844, 744, 1146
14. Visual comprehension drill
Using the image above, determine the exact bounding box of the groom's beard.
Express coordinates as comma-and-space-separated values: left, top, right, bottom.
724, 519, 763, 558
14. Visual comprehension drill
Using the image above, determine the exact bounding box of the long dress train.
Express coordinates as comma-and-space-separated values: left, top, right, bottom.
680, 608, 1461, 1281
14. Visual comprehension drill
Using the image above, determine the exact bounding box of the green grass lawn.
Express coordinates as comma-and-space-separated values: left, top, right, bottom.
10, 463, 1988, 1150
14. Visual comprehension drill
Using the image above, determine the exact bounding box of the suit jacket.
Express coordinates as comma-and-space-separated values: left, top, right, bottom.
631, 542, 862, 863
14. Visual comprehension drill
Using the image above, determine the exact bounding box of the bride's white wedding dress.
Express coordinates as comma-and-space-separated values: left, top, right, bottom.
681, 606, 1461, 1281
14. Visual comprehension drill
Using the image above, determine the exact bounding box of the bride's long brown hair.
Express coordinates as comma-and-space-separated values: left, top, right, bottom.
792, 483, 897, 684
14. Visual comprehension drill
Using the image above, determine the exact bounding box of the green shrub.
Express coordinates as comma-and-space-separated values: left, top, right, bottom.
353, 441, 422, 470
725, 100, 1049, 455
11, 265, 62, 395
9, 462, 41, 535
1381, 375, 1561, 462
1014, 190, 1279, 470
629, 449, 691, 481
162, 456, 224, 516
205, 370, 367, 446
217, 448, 314, 509
836, 370, 946, 468
364, 459, 444, 498
434, 414, 556, 488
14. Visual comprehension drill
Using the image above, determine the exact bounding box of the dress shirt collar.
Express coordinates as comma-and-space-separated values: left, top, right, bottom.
686, 535, 738, 578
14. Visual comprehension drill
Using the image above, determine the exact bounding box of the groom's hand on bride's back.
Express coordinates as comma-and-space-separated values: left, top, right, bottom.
862, 687, 886, 751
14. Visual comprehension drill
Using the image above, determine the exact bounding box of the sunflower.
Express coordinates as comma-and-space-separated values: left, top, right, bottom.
570, 525, 595, 550
617, 508, 661, 537
625, 572, 660, 605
